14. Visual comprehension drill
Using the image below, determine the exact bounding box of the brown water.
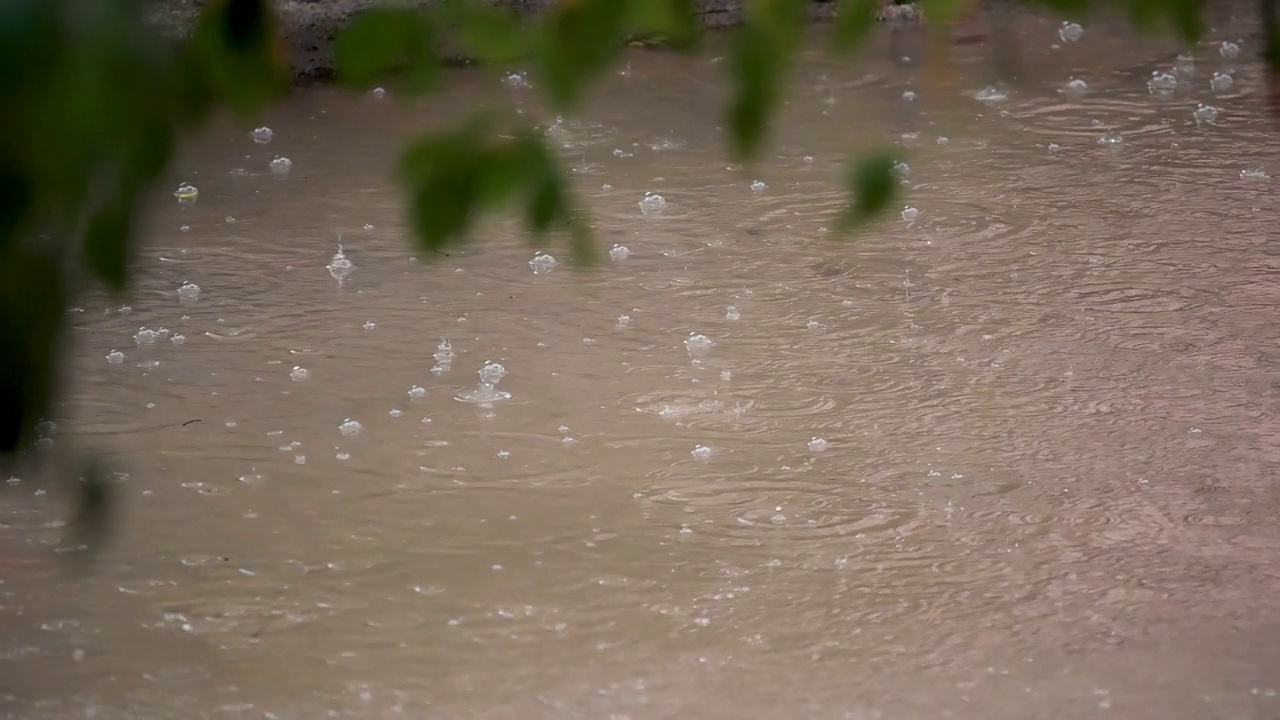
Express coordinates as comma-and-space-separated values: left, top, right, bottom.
4, 12, 1280, 720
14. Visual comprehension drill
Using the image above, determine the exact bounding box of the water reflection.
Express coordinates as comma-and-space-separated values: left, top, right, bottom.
4, 9, 1280, 720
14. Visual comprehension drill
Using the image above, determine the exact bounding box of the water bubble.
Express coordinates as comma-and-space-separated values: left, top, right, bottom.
134, 327, 159, 345
1195, 103, 1219, 123
178, 281, 201, 300
892, 161, 910, 180
724, 305, 741, 321
1220, 41, 1241, 59
503, 72, 530, 89
750, 180, 767, 193
901, 205, 920, 223
479, 361, 507, 384
1097, 129, 1123, 146
1210, 72, 1233, 92
974, 86, 1007, 103
173, 183, 198, 205
1241, 167, 1270, 179
328, 246, 355, 283
1061, 77, 1088, 98
361, 321, 376, 331
902, 90, 916, 101
1148, 71, 1178, 93
639, 192, 667, 216
684, 333, 714, 354
601, 183, 613, 191
290, 366, 309, 382
106, 349, 125, 364
336, 451, 350, 461
617, 314, 632, 326
369, 87, 387, 99
180, 224, 190, 232
529, 251, 557, 274
171, 334, 186, 345
408, 386, 427, 399
252, 126, 273, 144
339, 418, 362, 437
807, 437, 830, 452
1059, 21, 1083, 42
613, 148, 633, 158
691, 445, 713, 459
1047, 143, 1061, 153
803, 155, 814, 164
937, 136, 949, 145
609, 244, 631, 261
269, 156, 292, 175
457, 381, 511, 405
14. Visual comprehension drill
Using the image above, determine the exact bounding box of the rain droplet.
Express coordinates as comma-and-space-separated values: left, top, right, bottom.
639, 192, 667, 216
529, 251, 557, 274
479, 361, 507, 384
1195, 103, 1219, 123
1148, 71, 1177, 93
1059, 21, 1083, 43
1097, 129, 1123, 146
173, 183, 198, 205
328, 245, 355, 283
684, 333, 713, 354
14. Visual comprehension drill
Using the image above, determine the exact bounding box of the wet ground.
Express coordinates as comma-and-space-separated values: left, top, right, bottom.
3, 10, 1280, 720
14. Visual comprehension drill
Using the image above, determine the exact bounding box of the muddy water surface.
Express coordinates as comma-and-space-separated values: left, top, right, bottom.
3, 11, 1280, 720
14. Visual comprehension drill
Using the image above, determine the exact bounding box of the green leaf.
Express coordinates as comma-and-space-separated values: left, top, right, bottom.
626, 0, 700, 51
189, 0, 288, 115
398, 128, 486, 252
442, 1, 530, 65
919, 0, 972, 26
845, 154, 897, 224
833, 0, 881, 52
335, 8, 438, 93
726, 24, 784, 161
534, 0, 629, 109
83, 200, 132, 291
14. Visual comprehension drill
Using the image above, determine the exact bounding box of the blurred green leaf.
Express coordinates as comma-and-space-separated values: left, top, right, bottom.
920, 0, 973, 26
726, 0, 807, 160
833, 0, 881, 53
190, 0, 288, 115
626, 0, 700, 51
336, 8, 438, 93
399, 125, 487, 252
0, 248, 64, 453
534, 0, 629, 109
441, 1, 530, 65
83, 200, 132, 291
845, 154, 897, 224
